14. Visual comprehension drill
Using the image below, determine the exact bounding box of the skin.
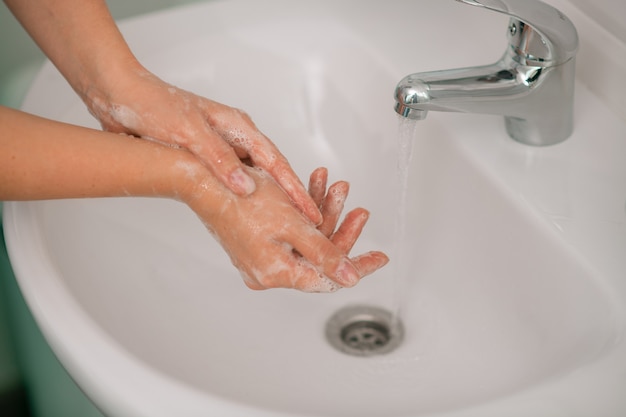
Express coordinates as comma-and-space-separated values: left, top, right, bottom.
0, 106, 389, 292
3, 0, 322, 224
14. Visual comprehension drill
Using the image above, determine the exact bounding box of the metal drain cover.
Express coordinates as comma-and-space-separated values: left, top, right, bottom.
325, 305, 404, 356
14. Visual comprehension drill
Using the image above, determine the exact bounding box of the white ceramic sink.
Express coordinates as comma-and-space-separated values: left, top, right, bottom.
4, 0, 626, 416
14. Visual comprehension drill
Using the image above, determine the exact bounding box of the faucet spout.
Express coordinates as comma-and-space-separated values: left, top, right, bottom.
395, 61, 529, 119
394, 0, 578, 146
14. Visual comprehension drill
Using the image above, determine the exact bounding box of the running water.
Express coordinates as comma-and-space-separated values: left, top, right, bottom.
390, 117, 420, 330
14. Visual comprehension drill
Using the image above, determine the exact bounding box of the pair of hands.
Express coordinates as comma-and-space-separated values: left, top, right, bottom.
4, 0, 388, 291
87, 67, 388, 292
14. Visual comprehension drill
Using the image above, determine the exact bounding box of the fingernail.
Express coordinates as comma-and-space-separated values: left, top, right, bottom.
230, 168, 256, 195
335, 258, 359, 287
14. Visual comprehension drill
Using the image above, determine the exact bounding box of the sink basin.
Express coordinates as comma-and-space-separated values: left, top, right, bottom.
4, 0, 626, 416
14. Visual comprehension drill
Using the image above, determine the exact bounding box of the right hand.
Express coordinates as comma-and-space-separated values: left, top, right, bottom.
185, 165, 388, 292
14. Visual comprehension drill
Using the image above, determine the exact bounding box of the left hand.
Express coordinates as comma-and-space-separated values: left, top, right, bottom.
85, 67, 322, 224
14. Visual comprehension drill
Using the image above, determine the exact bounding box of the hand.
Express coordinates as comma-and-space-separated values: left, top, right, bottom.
184, 165, 388, 292
85, 67, 322, 224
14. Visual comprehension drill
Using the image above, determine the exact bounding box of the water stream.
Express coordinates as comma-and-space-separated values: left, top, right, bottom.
390, 117, 420, 330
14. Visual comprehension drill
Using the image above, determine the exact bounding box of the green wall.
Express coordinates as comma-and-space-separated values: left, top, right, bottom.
0, 1, 208, 415
0, 213, 29, 415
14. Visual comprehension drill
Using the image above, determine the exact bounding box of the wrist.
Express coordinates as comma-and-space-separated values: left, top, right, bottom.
79, 56, 146, 114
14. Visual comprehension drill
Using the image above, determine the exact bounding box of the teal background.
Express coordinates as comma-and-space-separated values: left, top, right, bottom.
0, 1, 206, 415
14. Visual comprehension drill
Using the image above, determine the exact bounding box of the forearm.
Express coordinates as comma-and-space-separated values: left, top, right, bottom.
3, 0, 141, 101
0, 105, 199, 201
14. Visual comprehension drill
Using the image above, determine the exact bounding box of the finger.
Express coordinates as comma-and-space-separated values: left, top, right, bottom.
330, 208, 370, 254
318, 181, 349, 237
191, 130, 257, 196
257, 146, 322, 225
290, 229, 360, 287
241, 249, 387, 292
238, 251, 341, 293
308, 167, 328, 209
351, 251, 390, 277
290, 261, 343, 293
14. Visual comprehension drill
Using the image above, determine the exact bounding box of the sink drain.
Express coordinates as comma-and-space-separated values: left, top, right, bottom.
325, 305, 404, 356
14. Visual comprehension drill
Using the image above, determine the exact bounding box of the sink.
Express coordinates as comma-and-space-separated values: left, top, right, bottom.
4, 0, 626, 416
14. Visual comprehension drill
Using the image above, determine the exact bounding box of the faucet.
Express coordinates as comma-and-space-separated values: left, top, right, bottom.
394, 0, 579, 146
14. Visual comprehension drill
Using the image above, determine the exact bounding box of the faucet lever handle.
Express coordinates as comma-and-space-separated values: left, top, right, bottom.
456, 0, 578, 65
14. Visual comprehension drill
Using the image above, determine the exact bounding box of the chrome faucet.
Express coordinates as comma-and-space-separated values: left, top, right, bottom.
394, 0, 579, 146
